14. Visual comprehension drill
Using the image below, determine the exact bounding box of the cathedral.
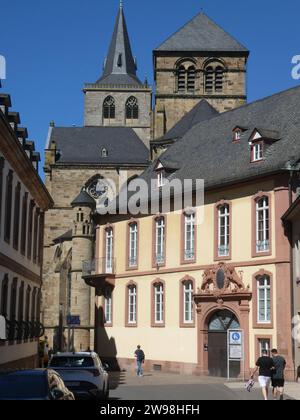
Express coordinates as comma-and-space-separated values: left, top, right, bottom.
42, 4, 249, 352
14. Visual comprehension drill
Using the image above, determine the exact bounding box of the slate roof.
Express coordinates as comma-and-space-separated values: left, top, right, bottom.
53, 230, 73, 244
155, 12, 249, 53
141, 85, 300, 191
49, 127, 150, 166
71, 190, 96, 208
97, 6, 142, 86
155, 100, 219, 143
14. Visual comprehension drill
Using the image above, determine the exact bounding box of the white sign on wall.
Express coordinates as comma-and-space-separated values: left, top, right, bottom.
0, 315, 6, 340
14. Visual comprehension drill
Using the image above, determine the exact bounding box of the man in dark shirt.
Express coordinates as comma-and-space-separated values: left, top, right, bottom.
271, 349, 286, 400
134, 345, 145, 377
251, 350, 275, 401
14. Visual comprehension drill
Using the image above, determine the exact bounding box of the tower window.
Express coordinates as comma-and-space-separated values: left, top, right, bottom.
205, 63, 224, 94
176, 62, 196, 93
103, 96, 115, 120
126, 96, 139, 120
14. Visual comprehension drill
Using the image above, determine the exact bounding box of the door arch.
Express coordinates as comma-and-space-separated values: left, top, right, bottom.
208, 310, 240, 378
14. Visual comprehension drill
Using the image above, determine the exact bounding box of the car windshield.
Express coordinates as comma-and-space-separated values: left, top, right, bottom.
0, 374, 48, 399
49, 357, 94, 368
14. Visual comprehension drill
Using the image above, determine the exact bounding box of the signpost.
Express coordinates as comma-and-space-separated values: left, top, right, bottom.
0, 315, 6, 340
227, 329, 244, 381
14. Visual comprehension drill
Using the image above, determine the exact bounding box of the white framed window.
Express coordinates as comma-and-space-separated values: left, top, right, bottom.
258, 338, 271, 355
155, 218, 165, 264
256, 197, 270, 253
157, 170, 164, 188
183, 281, 194, 323
154, 283, 164, 324
105, 228, 113, 273
128, 286, 137, 324
252, 143, 263, 162
184, 213, 195, 260
257, 276, 271, 323
218, 204, 230, 257
129, 223, 138, 267
234, 130, 241, 141
104, 292, 112, 325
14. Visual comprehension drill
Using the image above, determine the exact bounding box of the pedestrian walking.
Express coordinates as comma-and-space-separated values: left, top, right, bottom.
271, 349, 286, 400
251, 349, 275, 401
134, 345, 145, 377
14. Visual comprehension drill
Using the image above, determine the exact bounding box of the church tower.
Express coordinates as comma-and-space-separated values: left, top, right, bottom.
84, 3, 152, 146
153, 12, 249, 139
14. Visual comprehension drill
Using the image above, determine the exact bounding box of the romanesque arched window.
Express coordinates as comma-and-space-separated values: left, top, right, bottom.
126, 97, 139, 120
103, 96, 115, 120
205, 63, 225, 93
176, 62, 196, 92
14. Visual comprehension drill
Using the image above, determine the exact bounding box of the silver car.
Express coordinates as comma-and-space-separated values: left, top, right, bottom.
49, 352, 109, 400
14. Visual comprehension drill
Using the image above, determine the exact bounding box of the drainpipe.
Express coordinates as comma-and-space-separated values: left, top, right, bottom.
288, 170, 296, 380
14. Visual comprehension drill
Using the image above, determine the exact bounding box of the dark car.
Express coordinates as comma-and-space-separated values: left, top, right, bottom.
0, 369, 75, 400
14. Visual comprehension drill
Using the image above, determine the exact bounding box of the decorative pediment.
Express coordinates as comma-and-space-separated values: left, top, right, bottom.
200, 262, 249, 296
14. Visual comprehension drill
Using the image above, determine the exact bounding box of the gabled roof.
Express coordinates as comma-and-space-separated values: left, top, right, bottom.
97, 5, 142, 86
49, 126, 150, 166
71, 190, 95, 208
250, 128, 281, 141
157, 100, 219, 143
155, 12, 249, 53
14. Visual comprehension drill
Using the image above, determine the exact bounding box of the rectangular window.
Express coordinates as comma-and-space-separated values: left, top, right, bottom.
252, 143, 263, 162
157, 171, 164, 188
218, 205, 230, 257
154, 284, 164, 324
256, 197, 270, 253
257, 277, 271, 323
20, 193, 28, 256
4, 170, 13, 243
184, 213, 195, 261
27, 200, 35, 260
105, 228, 113, 274
258, 338, 271, 356
128, 286, 137, 325
0, 158, 4, 237
104, 293, 112, 325
155, 218, 165, 265
13, 183, 21, 250
183, 282, 194, 324
129, 223, 138, 267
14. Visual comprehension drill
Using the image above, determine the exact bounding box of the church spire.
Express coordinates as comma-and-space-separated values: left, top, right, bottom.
97, 4, 141, 86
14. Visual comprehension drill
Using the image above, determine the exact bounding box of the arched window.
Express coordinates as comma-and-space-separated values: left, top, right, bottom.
18, 282, 25, 323
153, 282, 164, 325
103, 96, 115, 120
205, 63, 225, 93
256, 197, 270, 253
177, 63, 196, 92
127, 284, 137, 325
257, 275, 271, 324
154, 217, 166, 266
101, 148, 108, 158
128, 222, 138, 268
187, 66, 196, 91
10, 278, 18, 322
183, 280, 194, 324
177, 65, 186, 91
126, 97, 139, 120
4, 170, 13, 242
218, 204, 230, 257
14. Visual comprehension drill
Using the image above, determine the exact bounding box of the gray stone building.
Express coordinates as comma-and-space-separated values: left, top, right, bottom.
42, 4, 151, 352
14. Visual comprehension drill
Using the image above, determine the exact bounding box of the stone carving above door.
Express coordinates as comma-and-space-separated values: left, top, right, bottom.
200, 262, 249, 296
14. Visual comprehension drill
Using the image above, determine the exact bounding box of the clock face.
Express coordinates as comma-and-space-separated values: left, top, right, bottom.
87, 179, 108, 200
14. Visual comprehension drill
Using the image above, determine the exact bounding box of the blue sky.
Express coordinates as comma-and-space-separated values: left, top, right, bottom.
1, 0, 299, 177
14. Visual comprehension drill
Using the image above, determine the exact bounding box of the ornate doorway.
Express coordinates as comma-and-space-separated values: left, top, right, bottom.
194, 262, 252, 378
208, 310, 240, 378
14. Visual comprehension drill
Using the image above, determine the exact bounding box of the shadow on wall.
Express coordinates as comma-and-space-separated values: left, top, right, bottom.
95, 307, 126, 390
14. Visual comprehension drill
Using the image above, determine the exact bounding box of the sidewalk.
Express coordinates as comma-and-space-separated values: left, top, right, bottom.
226, 381, 300, 400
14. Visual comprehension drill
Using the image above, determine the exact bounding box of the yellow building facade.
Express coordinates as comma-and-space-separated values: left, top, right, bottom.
86, 171, 295, 379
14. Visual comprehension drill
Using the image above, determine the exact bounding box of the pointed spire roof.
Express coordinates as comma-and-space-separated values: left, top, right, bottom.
155, 12, 248, 53
97, 5, 142, 86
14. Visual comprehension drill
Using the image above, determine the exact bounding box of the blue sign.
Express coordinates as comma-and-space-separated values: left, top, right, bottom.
67, 315, 81, 326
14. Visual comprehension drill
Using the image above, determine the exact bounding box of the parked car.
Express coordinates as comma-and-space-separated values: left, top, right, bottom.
48, 352, 109, 400
0, 369, 75, 400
